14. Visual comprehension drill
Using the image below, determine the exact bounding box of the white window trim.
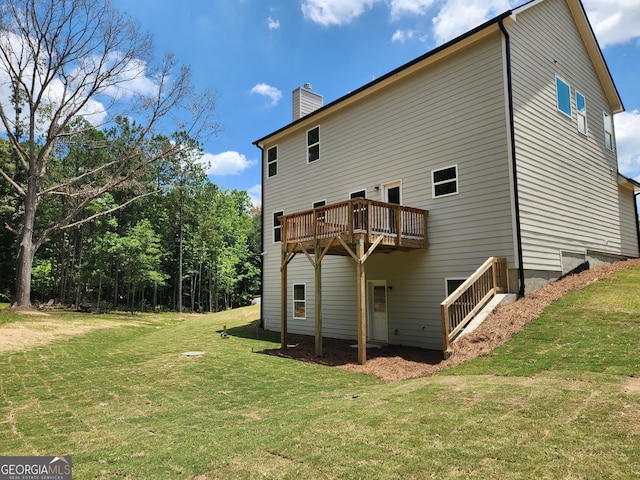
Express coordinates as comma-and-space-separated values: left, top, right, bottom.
293, 283, 306, 320
445, 278, 467, 297
432, 164, 459, 199
273, 210, 284, 244
267, 145, 278, 178
603, 112, 614, 151
307, 126, 320, 163
312, 200, 327, 209
575, 91, 587, 135
555, 76, 572, 118
349, 189, 367, 199
382, 180, 402, 204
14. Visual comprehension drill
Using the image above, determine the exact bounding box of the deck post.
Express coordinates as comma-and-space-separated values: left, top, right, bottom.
281, 252, 288, 350
280, 215, 288, 351
356, 236, 367, 365
315, 248, 322, 357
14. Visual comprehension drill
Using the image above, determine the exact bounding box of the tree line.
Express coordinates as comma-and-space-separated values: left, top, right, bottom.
0, 134, 261, 312
0, 0, 260, 311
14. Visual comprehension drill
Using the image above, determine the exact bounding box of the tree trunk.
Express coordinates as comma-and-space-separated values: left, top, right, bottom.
177, 191, 184, 313
13, 239, 35, 307
12, 177, 39, 307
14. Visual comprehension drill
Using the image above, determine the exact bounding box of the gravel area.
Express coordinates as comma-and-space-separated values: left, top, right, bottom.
263, 258, 640, 382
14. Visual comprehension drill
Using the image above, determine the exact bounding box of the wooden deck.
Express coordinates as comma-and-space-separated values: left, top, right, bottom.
278, 199, 428, 365
279, 198, 428, 255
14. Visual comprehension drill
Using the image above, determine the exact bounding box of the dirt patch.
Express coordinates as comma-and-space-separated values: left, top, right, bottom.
0, 314, 122, 353
262, 259, 640, 382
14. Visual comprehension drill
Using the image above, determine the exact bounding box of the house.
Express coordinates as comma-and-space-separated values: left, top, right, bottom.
253, 0, 640, 364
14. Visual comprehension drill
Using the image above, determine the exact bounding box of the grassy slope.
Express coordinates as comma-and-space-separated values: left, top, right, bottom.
1, 268, 639, 479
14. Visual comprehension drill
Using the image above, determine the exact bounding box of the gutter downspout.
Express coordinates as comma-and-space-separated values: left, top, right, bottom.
499, 18, 526, 297
255, 144, 265, 328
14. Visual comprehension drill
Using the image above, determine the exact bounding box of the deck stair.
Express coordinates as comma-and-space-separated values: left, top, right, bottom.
440, 257, 509, 356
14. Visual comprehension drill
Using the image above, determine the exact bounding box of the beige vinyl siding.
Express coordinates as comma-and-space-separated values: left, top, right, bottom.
618, 185, 640, 257
508, 0, 628, 271
261, 32, 514, 349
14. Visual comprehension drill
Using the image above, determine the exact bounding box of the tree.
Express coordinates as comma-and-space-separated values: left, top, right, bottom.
0, 0, 218, 306
119, 219, 166, 312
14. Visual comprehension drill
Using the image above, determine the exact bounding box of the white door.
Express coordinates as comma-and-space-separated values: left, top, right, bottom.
368, 281, 388, 343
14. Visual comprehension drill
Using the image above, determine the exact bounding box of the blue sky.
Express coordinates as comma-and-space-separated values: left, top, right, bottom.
109, 0, 640, 206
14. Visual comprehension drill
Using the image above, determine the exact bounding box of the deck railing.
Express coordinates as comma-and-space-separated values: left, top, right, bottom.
280, 198, 428, 250
440, 257, 508, 352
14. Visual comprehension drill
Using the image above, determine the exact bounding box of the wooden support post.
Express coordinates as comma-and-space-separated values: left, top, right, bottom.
315, 248, 322, 357
281, 252, 288, 350
356, 237, 366, 365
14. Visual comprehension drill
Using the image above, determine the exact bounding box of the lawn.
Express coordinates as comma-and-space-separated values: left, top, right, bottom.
1, 267, 639, 479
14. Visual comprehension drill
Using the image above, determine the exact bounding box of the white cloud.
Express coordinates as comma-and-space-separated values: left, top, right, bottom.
199, 151, 256, 176
250, 83, 282, 106
268, 16, 281, 29
301, 0, 381, 26
391, 29, 417, 43
390, 0, 436, 19
583, 0, 640, 47
247, 184, 262, 207
0, 30, 165, 132
615, 110, 640, 180
432, 0, 511, 45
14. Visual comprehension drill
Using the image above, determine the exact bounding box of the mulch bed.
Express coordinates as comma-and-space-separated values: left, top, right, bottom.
260, 258, 640, 382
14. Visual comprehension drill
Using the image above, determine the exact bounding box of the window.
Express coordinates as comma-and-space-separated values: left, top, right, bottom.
575, 92, 587, 134
293, 284, 306, 319
307, 126, 320, 162
350, 190, 366, 199
446, 278, 466, 296
603, 112, 614, 150
273, 210, 283, 242
313, 200, 326, 222
267, 146, 278, 177
556, 77, 571, 117
432, 165, 458, 198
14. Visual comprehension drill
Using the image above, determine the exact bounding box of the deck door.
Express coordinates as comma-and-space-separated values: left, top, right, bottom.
368, 280, 388, 343
383, 181, 401, 235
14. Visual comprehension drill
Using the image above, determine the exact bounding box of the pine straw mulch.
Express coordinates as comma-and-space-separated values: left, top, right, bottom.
261, 258, 640, 382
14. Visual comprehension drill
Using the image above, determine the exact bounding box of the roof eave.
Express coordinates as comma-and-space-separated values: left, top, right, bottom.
253, 10, 513, 147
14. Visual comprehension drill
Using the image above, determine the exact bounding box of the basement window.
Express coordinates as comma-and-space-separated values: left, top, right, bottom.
445, 278, 466, 297
293, 284, 306, 319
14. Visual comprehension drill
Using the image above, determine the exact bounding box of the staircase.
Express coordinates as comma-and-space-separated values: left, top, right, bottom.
440, 257, 508, 355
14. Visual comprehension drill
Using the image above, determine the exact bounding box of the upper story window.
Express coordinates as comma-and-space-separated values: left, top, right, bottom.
432, 165, 458, 198
556, 77, 571, 117
576, 92, 587, 135
603, 112, 614, 151
273, 210, 283, 243
267, 146, 278, 177
307, 126, 320, 163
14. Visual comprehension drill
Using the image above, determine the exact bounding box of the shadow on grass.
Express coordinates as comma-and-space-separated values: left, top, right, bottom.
226, 321, 444, 367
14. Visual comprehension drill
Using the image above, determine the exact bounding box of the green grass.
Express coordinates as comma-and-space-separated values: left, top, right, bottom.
1, 266, 640, 479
